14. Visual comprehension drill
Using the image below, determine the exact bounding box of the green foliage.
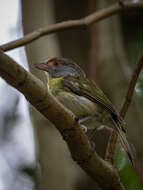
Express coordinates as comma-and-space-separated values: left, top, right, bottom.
114, 145, 143, 190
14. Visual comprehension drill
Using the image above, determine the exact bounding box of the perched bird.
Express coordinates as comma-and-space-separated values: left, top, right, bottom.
35, 57, 133, 164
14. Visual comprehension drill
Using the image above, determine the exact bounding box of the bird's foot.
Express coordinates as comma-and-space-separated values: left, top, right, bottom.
76, 115, 94, 133
81, 125, 87, 133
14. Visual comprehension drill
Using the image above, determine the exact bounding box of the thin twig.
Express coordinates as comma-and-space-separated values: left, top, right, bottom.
120, 52, 143, 118
1, 2, 143, 51
105, 130, 118, 165
106, 52, 143, 164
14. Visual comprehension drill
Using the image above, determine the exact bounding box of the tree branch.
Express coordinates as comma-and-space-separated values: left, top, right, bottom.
1, 2, 143, 51
0, 50, 124, 190
120, 52, 143, 118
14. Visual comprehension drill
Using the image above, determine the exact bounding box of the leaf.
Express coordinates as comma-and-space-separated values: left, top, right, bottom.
114, 145, 143, 190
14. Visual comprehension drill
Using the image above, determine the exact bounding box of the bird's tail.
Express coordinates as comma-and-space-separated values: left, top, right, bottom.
112, 120, 134, 166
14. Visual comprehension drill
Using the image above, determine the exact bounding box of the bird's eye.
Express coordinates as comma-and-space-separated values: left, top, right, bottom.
54, 62, 59, 66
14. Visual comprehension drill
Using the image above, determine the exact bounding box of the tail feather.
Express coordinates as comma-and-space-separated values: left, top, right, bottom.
112, 119, 134, 165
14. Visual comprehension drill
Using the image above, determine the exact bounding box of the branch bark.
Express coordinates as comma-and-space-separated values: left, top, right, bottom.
1, 2, 143, 51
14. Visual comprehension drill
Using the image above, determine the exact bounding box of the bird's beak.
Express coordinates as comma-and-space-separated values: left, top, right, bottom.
34, 57, 56, 72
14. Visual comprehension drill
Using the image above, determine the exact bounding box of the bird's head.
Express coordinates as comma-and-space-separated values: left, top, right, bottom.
35, 57, 86, 78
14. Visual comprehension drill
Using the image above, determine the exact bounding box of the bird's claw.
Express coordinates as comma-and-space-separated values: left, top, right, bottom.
81, 125, 87, 133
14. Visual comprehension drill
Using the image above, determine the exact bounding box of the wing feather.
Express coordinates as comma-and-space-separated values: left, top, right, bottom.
62, 76, 124, 130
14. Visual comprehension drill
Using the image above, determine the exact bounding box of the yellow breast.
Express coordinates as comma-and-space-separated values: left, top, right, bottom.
48, 77, 63, 93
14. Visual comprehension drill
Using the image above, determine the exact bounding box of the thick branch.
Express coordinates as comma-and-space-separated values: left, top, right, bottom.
1, 2, 143, 51
0, 51, 124, 190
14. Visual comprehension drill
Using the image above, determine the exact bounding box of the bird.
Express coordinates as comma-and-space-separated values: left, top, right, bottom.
35, 57, 133, 164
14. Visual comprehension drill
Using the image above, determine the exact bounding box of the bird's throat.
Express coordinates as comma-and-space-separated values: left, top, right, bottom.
47, 76, 63, 92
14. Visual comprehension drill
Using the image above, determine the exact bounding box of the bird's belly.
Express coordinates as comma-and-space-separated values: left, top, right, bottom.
57, 92, 96, 114
50, 90, 113, 129
55, 91, 108, 120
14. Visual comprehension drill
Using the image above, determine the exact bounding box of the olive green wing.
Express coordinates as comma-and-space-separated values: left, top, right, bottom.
62, 76, 123, 128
